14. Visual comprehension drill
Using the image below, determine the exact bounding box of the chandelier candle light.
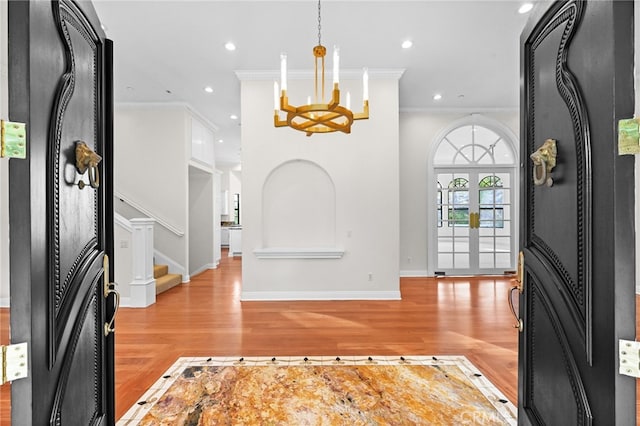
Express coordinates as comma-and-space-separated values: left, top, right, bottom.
274, 0, 369, 136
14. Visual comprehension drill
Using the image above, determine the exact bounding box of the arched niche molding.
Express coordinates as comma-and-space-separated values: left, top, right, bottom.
254, 159, 344, 259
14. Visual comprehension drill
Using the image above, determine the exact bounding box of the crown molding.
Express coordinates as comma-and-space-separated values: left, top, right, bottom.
115, 101, 220, 132
399, 106, 519, 114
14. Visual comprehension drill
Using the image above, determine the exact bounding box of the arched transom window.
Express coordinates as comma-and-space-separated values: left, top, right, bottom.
433, 124, 516, 166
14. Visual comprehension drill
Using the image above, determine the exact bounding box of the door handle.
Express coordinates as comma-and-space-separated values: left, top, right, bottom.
509, 251, 525, 332
75, 141, 101, 189
508, 286, 523, 332
103, 255, 120, 336
469, 212, 479, 229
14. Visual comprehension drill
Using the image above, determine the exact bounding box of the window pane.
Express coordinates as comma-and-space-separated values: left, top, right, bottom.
449, 208, 469, 227
492, 140, 515, 164
479, 237, 495, 253
479, 253, 494, 269
496, 253, 512, 269
446, 126, 472, 149
454, 254, 469, 269
438, 253, 453, 269
454, 237, 469, 252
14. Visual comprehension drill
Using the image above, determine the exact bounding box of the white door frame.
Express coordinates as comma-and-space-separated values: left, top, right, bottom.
426, 114, 519, 276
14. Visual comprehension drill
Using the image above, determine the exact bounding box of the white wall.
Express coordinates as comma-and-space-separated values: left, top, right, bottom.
0, 0, 9, 306
188, 166, 214, 276
240, 74, 401, 300
399, 110, 519, 276
114, 219, 133, 301
114, 104, 190, 272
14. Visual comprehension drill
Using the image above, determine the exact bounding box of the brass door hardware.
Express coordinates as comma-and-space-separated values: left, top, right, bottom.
103, 255, 120, 336
508, 251, 525, 332
0, 120, 27, 159
530, 139, 557, 187
468, 212, 480, 229
0, 343, 28, 385
75, 141, 101, 189
470, 212, 477, 229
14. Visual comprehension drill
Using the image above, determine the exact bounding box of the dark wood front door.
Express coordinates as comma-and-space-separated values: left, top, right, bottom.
8, 0, 115, 424
519, 1, 635, 424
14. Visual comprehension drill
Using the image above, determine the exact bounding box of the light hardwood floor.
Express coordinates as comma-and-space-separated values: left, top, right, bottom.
114, 251, 518, 420
2, 251, 638, 423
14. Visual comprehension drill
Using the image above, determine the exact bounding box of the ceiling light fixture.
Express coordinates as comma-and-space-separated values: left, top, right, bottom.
518, 3, 533, 14
230, 114, 238, 120
433, 93, 442, 101
401, 40, 413, 49
274, 0, 368, 136
225, 42, 236, 51
204, 86, 214, 93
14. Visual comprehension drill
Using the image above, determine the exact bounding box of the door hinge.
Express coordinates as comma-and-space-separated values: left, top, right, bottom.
1, 342, 28, 385
0, 120, 27, 159
619, 339, 640, 378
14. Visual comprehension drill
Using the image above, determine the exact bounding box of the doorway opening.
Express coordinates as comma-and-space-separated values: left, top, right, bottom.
428, 116, 518, 275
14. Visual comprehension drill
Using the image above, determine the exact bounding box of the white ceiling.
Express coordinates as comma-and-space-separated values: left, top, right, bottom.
93, 0, 533, 166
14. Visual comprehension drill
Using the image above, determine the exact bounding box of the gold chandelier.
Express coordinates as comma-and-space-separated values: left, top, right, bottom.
274, 0, 369, 136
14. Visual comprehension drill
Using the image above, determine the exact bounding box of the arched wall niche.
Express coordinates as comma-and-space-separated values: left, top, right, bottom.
261, 159, 336, 250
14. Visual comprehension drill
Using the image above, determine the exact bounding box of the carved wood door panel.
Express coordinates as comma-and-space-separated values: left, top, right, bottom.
8, 0, 115, 424
519, 1, 635, 424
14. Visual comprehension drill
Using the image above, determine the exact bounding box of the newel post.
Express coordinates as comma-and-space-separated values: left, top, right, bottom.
129, 218, 156, 307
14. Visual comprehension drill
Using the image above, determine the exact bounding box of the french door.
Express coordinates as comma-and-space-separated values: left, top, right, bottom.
434, 168, 515, 275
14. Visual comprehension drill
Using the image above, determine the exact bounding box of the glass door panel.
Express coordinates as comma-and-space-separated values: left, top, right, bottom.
436, 172, 472, 272
435, 170, 515, 274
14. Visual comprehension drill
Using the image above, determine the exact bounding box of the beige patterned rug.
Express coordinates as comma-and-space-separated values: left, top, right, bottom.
118, 356, 516, 425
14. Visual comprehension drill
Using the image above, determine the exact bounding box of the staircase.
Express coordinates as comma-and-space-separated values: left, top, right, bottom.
153, 264, 182, 295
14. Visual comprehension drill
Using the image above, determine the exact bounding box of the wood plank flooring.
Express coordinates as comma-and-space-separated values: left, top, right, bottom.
1, 251, 638, 423
114, 252, 518, 421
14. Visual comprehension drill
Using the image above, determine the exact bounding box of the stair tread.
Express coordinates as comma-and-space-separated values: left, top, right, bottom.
155, 273, 182, 295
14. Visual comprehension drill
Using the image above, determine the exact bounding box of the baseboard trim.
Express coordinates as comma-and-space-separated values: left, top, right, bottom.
0, 297, 8, 307
190, 263, 217, 278
240, 290, 401, 301
119, 296, 132, 307
400, 270, 430, 277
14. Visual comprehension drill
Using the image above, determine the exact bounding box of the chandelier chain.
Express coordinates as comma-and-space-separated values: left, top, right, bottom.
317, 0, 322, 46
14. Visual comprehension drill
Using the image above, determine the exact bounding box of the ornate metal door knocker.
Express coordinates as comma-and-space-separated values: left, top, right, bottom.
530, 139, 557, 187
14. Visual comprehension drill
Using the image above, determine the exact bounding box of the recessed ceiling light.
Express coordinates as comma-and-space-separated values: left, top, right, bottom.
204, 86, 213, 93
230, 114, 238, 120
218, 139, 224, 143
225, 42, 236, 51
518, 3, 533, 14
401, 40, 413, 49
433, 93, 442, 101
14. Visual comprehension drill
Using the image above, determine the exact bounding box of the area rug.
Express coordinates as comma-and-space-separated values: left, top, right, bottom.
117, 356, 516, 425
